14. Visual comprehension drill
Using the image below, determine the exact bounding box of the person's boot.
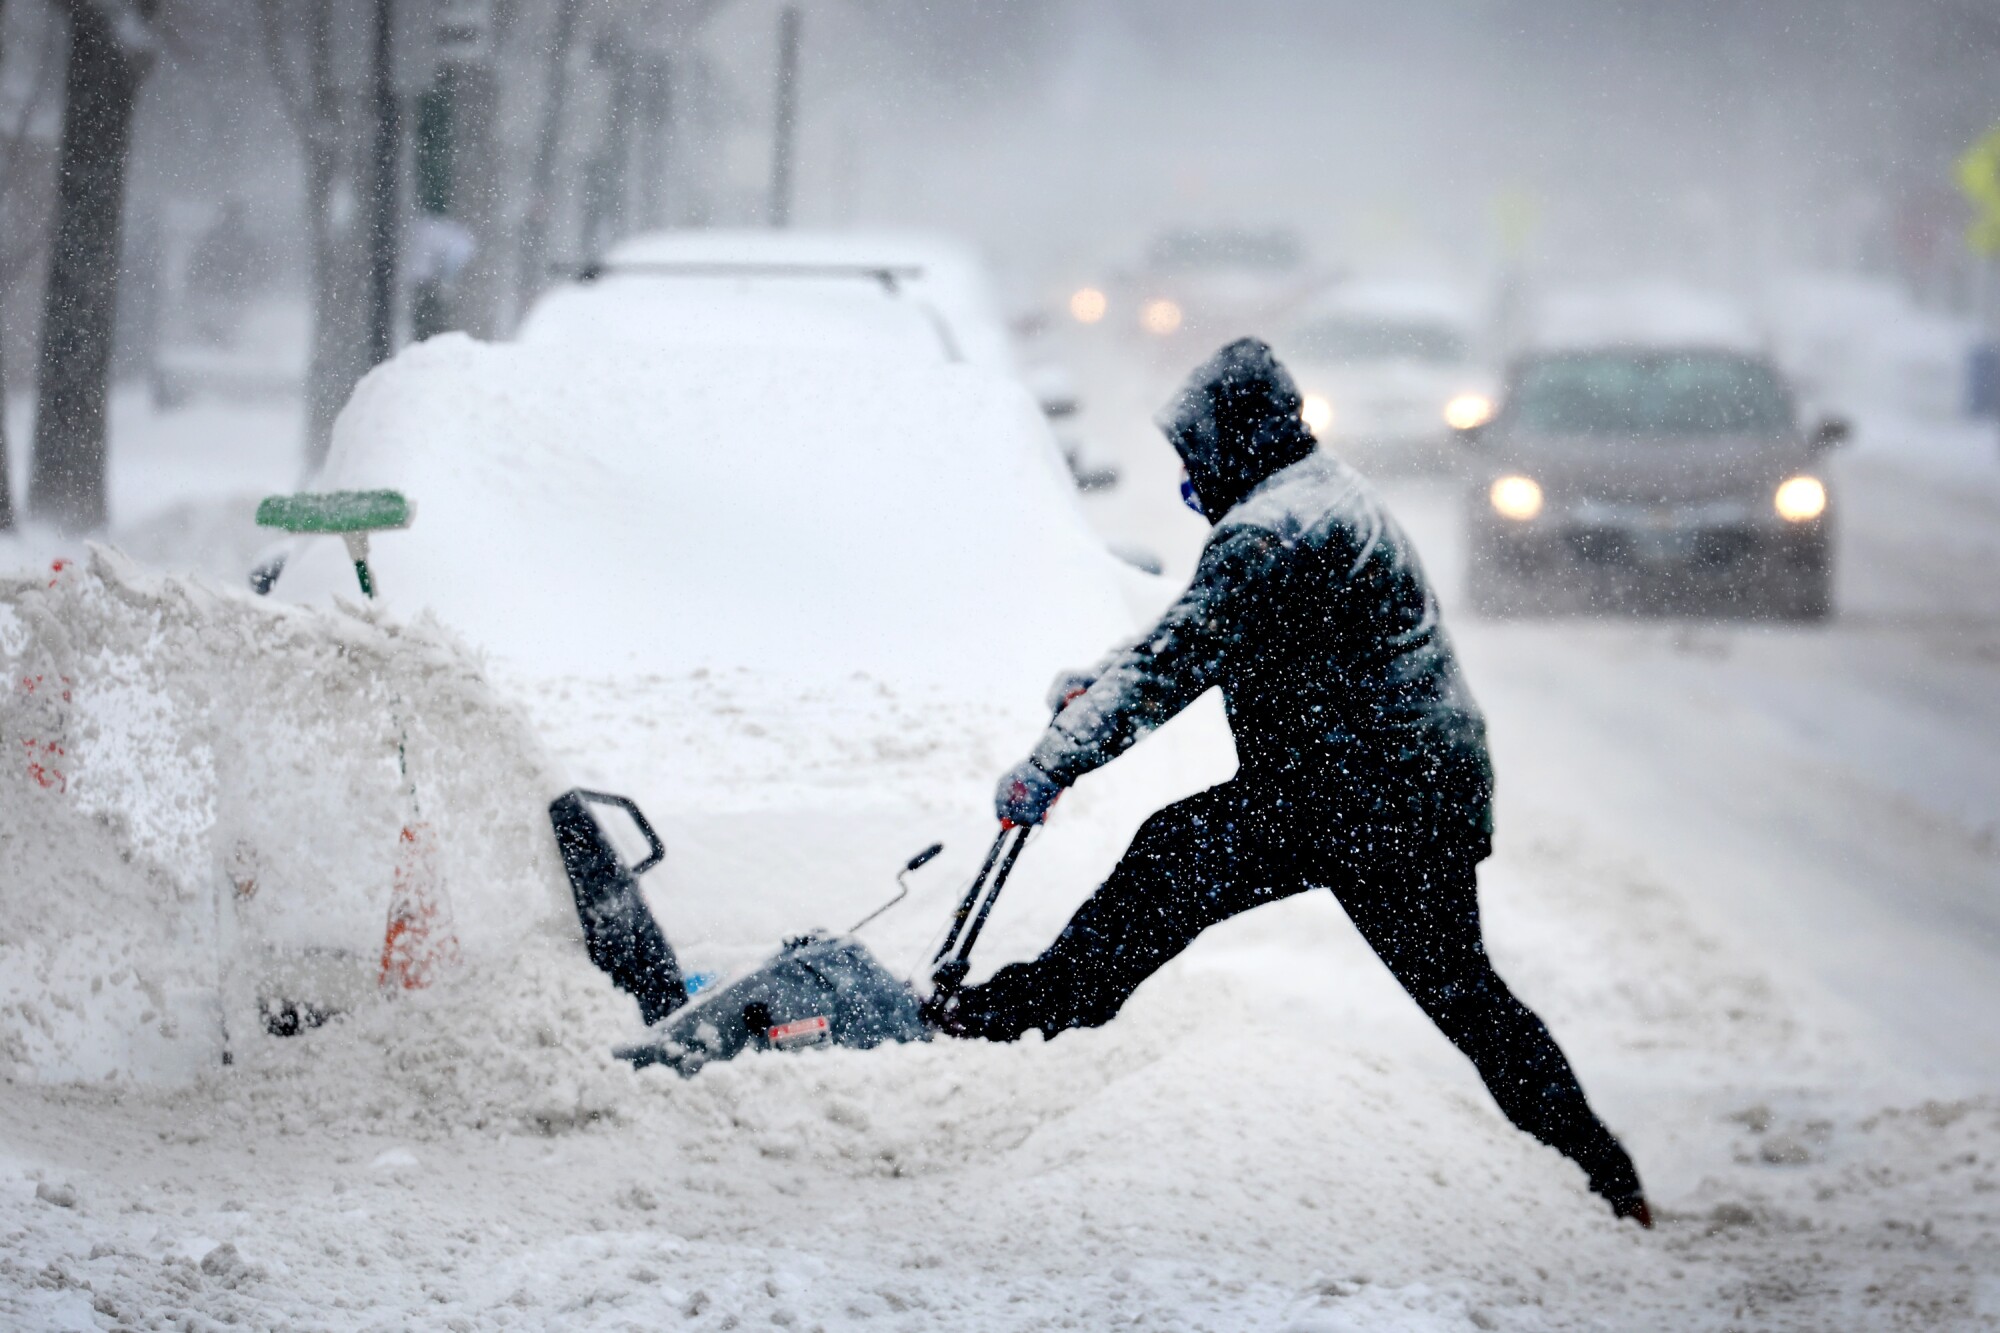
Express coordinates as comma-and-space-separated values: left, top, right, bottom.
922, 960, 1062, 1041
1605, 1192, 1654, 1228
921, 984, 1022, 1041
1574, 1122, 1652, 1227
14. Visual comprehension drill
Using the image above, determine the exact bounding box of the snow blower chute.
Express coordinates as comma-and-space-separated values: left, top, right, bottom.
549, 788, 1030, 1077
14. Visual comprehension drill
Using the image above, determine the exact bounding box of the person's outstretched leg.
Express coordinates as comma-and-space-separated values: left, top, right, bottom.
937, 781, 1308, 1040
1335, 853, 1650, 1224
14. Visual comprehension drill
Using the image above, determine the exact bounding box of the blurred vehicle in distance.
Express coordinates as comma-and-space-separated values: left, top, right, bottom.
1109, 226, 1312, 357
1459, 343, 1846, 621
1273, 278, 1494, 473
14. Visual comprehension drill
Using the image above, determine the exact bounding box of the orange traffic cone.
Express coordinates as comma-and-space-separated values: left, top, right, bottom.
378, 823, 460, 990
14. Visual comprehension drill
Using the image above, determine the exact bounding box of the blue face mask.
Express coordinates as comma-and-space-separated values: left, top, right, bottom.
1179, 470, 1206, 517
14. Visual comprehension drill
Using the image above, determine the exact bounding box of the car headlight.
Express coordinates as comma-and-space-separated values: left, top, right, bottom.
1139, 298, 1183, 335
1300, 392, 1334, 436
1489, 475, 1544, 521
1774, 475, 1827, 522
1068, 287, 1108, 324
1443, 392, 1495, 430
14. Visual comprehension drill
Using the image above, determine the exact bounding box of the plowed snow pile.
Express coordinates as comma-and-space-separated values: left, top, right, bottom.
0, 549, 571, 1085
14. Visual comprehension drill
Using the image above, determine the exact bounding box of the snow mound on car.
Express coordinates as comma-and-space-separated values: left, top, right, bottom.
0, 549, 567, 1084
280, 335, 1133, 691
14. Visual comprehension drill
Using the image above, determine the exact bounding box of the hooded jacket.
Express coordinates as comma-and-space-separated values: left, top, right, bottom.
1030, 338, 1493, 863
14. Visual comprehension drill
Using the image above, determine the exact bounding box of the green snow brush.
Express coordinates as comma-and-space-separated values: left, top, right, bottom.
255, 489, 414, 599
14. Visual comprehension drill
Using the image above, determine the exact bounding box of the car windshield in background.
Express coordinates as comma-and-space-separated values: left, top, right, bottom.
1509, 351, 1792, 436
1292, 317, 1468, 365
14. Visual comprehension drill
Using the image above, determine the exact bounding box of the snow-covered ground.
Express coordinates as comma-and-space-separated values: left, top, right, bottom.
3, 336, 1999, 1329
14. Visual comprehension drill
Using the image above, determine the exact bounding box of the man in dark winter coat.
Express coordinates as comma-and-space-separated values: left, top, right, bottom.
930, 337, 1651, 1226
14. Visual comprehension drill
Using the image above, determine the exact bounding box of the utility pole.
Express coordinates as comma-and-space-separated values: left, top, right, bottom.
634, 52, 673, 232
767, 4, 800, 228
411, 0, 495, 341
517, 0, 580, 314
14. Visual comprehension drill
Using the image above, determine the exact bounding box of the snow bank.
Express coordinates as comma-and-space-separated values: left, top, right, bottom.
0, 549, 567, 1084
280, 336, 1132, 692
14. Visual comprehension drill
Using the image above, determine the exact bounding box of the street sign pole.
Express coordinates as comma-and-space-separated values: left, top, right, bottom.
768, 5, 801, 228
366, 0, 399, 368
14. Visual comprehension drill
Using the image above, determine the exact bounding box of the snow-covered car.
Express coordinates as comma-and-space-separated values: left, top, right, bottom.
1273, 280, 1494, 473
1461, 344, 1846, 620
270, 337, 1130, 686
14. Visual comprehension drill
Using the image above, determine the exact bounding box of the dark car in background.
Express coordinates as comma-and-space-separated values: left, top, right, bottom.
1461, 346, 1846, 620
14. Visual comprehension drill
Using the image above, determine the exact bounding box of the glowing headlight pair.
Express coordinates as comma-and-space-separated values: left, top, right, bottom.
1067, 288, 1184, 335
1487, 474, 1829, 524
1298, 391, 1488, 438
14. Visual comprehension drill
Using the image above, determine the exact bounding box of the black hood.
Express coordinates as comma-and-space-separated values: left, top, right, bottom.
1155, 338, 1317, 517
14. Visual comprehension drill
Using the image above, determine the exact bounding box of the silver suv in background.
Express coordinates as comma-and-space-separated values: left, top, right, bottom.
1460, 346, 1846, 620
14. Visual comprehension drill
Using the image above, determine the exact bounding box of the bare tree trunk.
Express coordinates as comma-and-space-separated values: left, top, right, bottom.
29, 0, 157, 533
516, 0, 581, 313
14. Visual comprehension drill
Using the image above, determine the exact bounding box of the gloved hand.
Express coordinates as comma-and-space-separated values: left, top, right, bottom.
1044, 667, 1097, 713
994, 757, 1064, 827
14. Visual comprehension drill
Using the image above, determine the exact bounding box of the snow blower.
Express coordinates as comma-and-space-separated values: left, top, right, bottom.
549, 787, 1032, 1077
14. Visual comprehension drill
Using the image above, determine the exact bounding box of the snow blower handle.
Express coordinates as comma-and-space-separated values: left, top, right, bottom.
928, 822, 1032, 998
567, 789, 666, 875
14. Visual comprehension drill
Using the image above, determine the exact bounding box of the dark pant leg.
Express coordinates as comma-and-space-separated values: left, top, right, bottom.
1333, 855, 1643, 1204
946, 780, 1312, 1039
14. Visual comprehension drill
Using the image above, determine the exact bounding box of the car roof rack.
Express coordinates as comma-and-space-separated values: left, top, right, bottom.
564, 259, 926, 294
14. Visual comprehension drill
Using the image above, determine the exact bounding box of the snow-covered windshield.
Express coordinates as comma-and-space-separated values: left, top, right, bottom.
1508, 350, 1793, 436
1290, 317, 1469, 365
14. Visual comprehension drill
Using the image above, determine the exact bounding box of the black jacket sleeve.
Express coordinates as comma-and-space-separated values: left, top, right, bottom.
1029, 524, 1289, 785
